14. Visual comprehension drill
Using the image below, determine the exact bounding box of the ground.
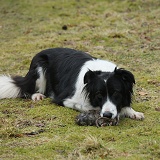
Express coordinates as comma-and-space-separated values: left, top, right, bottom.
0, 0, 160, 159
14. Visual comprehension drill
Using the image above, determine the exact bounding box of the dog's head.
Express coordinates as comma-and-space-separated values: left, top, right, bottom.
84, 68, 135, 119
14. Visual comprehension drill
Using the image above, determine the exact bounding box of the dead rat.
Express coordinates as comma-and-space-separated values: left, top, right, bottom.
75, 110, 119, 127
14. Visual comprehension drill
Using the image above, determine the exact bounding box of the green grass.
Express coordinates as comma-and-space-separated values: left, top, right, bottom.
0, 0, 160, 159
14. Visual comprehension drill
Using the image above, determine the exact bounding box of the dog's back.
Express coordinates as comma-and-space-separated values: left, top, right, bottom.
0, 48, 93, 101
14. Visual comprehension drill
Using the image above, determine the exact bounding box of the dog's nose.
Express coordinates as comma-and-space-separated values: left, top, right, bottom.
103, 111, 113, 119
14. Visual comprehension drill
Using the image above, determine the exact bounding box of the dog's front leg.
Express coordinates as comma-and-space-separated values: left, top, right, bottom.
120, 107, 144, 120
63, 98, 94, 112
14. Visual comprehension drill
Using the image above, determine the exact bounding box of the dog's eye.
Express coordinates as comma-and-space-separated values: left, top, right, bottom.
96, 92, 103, 99
112, 91, 121, 97
113, 91, 119, 95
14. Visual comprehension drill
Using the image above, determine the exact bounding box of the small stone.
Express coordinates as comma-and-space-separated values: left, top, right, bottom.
62, 25, 68, 30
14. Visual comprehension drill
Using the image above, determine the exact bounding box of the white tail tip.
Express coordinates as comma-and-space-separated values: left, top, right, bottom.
0, 75, 21, 99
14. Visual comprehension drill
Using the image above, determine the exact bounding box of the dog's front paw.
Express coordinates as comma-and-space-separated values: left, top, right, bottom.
31, 93, 45, 101
129, 112, 144, 120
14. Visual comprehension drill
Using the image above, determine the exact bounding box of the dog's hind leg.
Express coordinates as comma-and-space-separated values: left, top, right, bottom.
30, 67, 47, 101
31, 93, 46, 101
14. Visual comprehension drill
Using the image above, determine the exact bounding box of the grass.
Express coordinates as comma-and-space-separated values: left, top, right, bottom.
0, 0, 160, 159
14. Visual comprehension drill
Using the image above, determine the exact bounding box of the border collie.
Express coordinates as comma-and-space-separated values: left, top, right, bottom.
0, 48, 144, 124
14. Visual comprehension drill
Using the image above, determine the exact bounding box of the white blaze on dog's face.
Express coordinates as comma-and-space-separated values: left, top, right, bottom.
100, 98, 118, 119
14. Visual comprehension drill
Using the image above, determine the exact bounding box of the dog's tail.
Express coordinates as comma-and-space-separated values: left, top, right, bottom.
0, 70, 38, 99
0, 51, 49, 100
0, 75, 21, 99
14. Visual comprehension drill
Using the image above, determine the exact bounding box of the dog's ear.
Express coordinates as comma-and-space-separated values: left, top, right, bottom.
115, 67, 135, 106
114, 67, 135, 85
84, 70, 97, 84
